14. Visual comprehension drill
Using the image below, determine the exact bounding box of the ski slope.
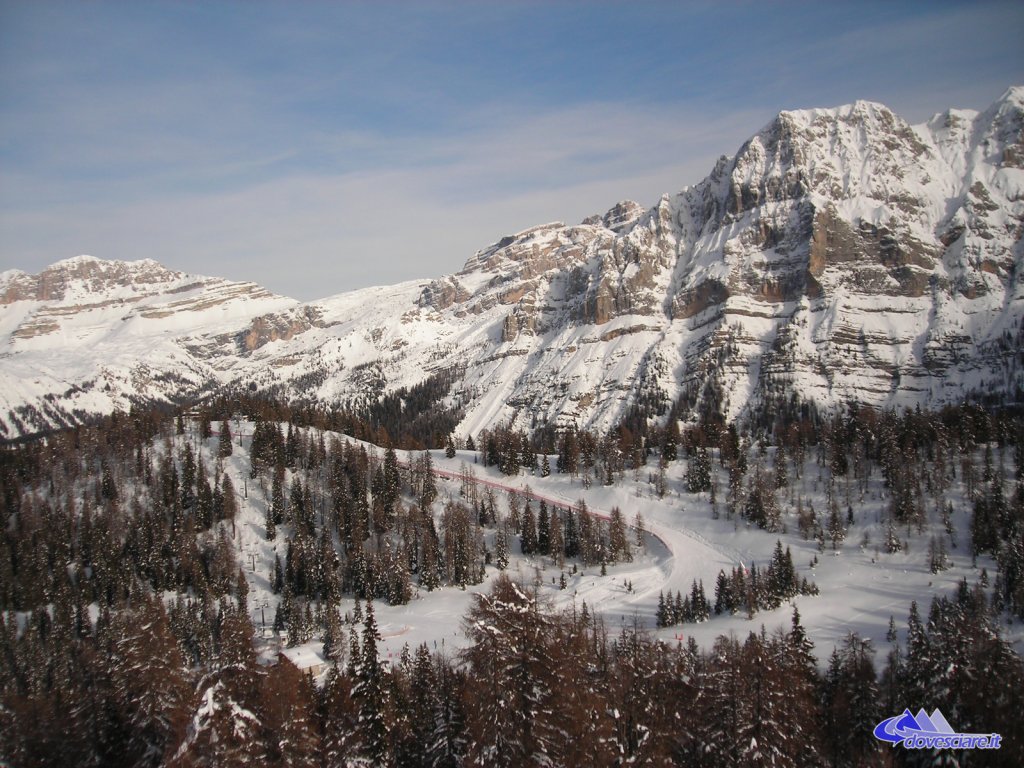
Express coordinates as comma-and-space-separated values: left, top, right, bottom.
203, 423, 1020, 675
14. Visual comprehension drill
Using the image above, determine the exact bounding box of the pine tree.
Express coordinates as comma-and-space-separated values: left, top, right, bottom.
416, 451, 437, 511
610, 622, 682, 763
734, 631, 798, 768
520, 500, 537, 556
884, 516, 902, 553
187, 607, 268, 765
714, 569, 732, 615
564, 507, 580, 559
408, 644, 439, 765
355, 599, 389, 763
219, 474, 237, 526
558, 426, 580, 476
218, 420, 233, 458
929, 535, 950, 574
901, 600, 931, 707
881, 615, 903, 715
381, 445, 401, 515
271, 467, 285, 527
461, 576, 559, 766
690, 579, 709, 622
495, 525, 509, 570
827, 497, 846, 549
697, 634, 747, 767
322, 608, 346, 665
686, 447, 712, 493
774, 442, 789, 489
429, 654, 469, 767
608, 506, 631, 563
108, 596, 192, 766
662, 419, 679, 462
261, 656, 320, 765
548, 508, 565, 567
656, 591, 669, 628
285, 423, 298, 469
537, 499, 550, 555
180, 443, 197, 515
290, 476, 309, 534
320, 667, 359, 765
824, 634, 882, 767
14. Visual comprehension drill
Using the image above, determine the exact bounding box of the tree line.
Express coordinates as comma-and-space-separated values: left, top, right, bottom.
2, 572, 1020, 766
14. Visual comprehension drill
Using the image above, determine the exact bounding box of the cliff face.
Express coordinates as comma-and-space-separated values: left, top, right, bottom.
406, 88, 1023, 433
2, 89, 1022, 439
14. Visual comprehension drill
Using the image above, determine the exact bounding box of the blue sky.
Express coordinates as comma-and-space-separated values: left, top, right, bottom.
1, 1, 1022, 300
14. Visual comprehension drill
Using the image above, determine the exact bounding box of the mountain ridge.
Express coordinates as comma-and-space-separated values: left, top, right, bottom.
2, 88, 1022, 440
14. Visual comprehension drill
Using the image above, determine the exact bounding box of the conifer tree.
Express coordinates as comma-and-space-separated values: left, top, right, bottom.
537, 499, 550, 555
382, 446, 401, 514
187, 607, 267, 764
261, 656, 320, 765
823, 634, 881, 767
196, 460, 213, 530
547, 508, 565, 567
199, 411, 212, 440
355, 599, 389, 764
218, 420, 233, 458
320, 666, 359, 765
521, 500, 538, 556
461, 576, 559, 766
408, 644, 439, 765
656, 591, 669, 628
322, 608, 346, 665
494, 525, 509, 570
697, 635, 747, 767
686, 446, 712, 493
109, 596, 192, 766
608, 506, 630, 563
271, 466, 285, 527
220, 475, 237, 526
827, 496, 846, 549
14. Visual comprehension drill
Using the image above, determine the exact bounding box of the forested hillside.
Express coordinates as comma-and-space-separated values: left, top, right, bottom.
1, 397, 1023, 765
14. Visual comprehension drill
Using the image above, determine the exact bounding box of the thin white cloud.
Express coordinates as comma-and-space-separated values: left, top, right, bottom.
1, 99, 765, 300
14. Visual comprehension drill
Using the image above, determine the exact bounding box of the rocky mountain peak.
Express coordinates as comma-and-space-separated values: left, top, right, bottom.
1, 255, 186, 304
581, 199, 647, 233
982, 87, 1024, 167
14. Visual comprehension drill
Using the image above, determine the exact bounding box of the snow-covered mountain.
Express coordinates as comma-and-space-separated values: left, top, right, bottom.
0, 256, 297, 436
3, 87, 1023, 439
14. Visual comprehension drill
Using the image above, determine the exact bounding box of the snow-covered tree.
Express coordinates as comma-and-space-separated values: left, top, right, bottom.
461, 576, 560, 766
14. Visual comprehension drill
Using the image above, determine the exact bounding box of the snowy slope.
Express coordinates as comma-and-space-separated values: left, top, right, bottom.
2, 88, 1022, 438
199, 420, 1018, 670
